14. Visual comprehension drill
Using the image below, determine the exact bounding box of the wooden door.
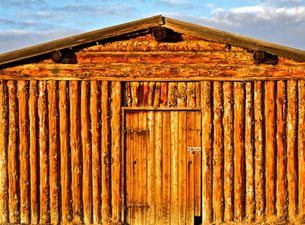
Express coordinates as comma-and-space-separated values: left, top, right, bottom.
125, 109, 201, 225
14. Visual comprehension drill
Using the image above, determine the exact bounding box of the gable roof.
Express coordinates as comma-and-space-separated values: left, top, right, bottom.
0, 15, 305, 66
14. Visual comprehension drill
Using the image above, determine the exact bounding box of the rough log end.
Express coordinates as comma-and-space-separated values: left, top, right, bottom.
50, 50, 62, 63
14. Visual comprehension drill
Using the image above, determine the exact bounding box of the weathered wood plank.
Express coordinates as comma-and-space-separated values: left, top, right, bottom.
147, 111, 155, 225
265, 81, 276, 216
254, 81, 265, 220
234, 82, 245, 221
101, 81, 111, 223
201, 81, 212, 224
213, 81, 224, 223
69, 81, 82, 223
155, 111, 162, 225
170, 110, 179, 225
138, 110, 147, 225
58, 81, 71, 223
148, 82, 155, 106
276, 80, 287, 218
17, 81, 30, 224
0, 80, 8, 224
125, 110, 132, 225
245, 82, 255, 221
223, 81, 234, 222
287, 80, 298, 218
154, 82, 161, 107
160, 82, 168, 106
299, 80, 305, 215
81, 81, 92, 224
48, 80, 60, 224
90, 80, 101, 224
111, 81, 122, 222
178, 82, 187, 225
168, 82, 178, 107
130, 111, 139, 225
162, 111, 170, 224
186, 111, 195, 225
38, 80, 49, 224
194, 110, 201, 217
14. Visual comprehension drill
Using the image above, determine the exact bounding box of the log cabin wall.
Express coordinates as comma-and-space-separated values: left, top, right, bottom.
0, 29, 305, 225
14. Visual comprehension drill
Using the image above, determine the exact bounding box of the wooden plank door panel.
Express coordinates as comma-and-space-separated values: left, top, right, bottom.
125, 109, 201, 225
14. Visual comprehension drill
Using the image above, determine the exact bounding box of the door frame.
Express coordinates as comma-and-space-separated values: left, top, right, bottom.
121, 106, 202, 224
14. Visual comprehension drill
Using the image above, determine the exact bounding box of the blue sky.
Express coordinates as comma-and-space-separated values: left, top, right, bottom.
0, 0, 305, 53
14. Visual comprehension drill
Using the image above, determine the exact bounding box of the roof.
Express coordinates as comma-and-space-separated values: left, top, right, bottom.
0, 15, 305, 66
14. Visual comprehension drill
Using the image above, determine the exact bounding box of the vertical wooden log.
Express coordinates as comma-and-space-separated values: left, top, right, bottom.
265, 81, 276, 216
245, 82, 255, 221
155, 111, 162, 225
142, 82, 149, 106
178, 82, 187, 225
7, 81, 19, 223
0, 80, 8, 224
91, 80, 101, 224
213, 81, 224, 222
186, 82, 196, 107
234, 82, 245, 221
69, 81, 82, 223
29, 81, 39, 224
38, 80, 49, 223
276, 80, 287, 218
160, 82, 168, 106
223, 82, 234, 222
48, 80, 60, 224
154, 82, 161, 107
17, 81, 30, 224
186, 111, 195, 225
287, 80, 298, 218
170, 110, 179, 225
111, 81, 122, 222
299, 80, 305, 216
147, 110, 155, 225
162, 111, 170, 224
81, 81, 92, 224
254, 81, 264, 220
101, 81, 111, 223
59, 81, 71, 223
196, 82, 201, 107
201, 81, 213, 224
131, 82, 139, 107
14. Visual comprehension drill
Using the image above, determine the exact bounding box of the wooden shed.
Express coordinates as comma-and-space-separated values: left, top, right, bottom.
0, 15, 305, 225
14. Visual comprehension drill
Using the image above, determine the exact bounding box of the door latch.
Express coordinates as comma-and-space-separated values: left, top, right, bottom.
187, 147, 201, 154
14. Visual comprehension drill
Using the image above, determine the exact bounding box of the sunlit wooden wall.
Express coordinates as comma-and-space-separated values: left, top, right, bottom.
0, 80, 122, 224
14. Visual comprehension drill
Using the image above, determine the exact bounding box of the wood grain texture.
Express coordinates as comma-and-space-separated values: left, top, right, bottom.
170, 110, 179, 225
265, 81, 276, 217
201, 81, 213, 224
69, 81, 82, 223
101, 81, 111, 223
276, 80, 287, 218
234, 82, 245, 221
48, 80, 60, 224
17, 81, 30, 224
58, 81, 71, 223
254, 81, 265, 220
90, 80, 101, 224
223, 82, 234, 222
287, 80, 298, 218
213, 81, 224, 223
299, 80, 305, 215
38, 80, 49, 224
245, 82, 255, 221
0, 80, 8, 224
81, 81, 92, 224
111, 81, 122, 222
162, 111, 170, 224
147, 111, 155, 225
155, 111, 162, 225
